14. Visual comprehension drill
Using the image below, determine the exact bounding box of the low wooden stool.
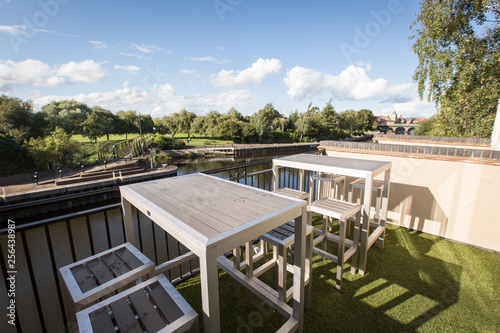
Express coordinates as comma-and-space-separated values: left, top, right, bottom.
76, 274, 199, 332
59, 243, 155, 325
308, 198, 361, 290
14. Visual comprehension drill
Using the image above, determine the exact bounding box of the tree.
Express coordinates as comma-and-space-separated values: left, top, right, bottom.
411, 0, 500, 137
203, 111, 224, 137
0, 95, 36, 142
41, 100, 92, 134
173, 109, 196, 137
28, 127, 79, 169
116, 110, 138, 139
82, 107, 116, 142
217, 120, 242, 142
357, 109, 375, 132
253, 103, 281, 142
137, 114, 155, 134
0, 135, 32, 176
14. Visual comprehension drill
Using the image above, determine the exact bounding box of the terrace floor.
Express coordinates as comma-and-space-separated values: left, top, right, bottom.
174, 219, 499, 332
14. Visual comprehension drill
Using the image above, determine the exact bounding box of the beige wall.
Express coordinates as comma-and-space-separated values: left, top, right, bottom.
324, 150, 500, 252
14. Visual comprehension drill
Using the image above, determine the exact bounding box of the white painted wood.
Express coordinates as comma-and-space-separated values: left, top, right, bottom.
273, 154, 391, 277
76, 274, 198, 333
120, 173, 307, 333
59, 242, 154, 309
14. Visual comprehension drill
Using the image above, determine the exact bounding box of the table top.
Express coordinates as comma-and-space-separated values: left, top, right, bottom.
273, 154, 391, 177
120, 173, 306, 255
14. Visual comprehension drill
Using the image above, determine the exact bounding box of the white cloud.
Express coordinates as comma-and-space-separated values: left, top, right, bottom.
118, 52, 145, 59
210, 58, 282, 87
284, 65, 412, 103
131, 43, 161, 54
0, 0, 12, 6
30, 83, 257, 118
180, 69, 201, 77
57, 60, 106, 83
0, 25, 25, 35
115, 65, 141, 74
189, 56, 228, 64
0, 24, 78, 38
0, 59, 105, 90
89, 40, 109, 49
380, 97, 437, 119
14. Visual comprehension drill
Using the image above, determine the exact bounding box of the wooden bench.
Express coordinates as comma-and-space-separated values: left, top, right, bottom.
76, 274, 198, 333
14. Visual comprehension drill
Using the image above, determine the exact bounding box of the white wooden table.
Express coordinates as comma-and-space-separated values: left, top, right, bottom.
120, 173, 308, 332
272, 154, 391, 275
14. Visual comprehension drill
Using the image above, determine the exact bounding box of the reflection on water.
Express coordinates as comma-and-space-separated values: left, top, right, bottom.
170, 152, 298, 176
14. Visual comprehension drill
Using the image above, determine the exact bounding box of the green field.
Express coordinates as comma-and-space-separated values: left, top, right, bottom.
71, 133, 140, 143
71, 133, 233, 145
172, 133, 234, 146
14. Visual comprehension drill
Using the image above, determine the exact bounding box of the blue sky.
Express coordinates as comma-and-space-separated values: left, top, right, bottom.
0, 0, 436, 119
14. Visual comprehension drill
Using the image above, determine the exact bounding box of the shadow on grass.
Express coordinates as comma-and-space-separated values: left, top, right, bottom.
174, 222, 500, 332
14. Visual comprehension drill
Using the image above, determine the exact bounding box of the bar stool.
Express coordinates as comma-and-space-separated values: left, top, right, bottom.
308, 177, 361, 290
59, 243, 155, 316
76, 274, 199, 333
347, 178, 385, 237
60, 242, 198, 332
311, 173, 346, 201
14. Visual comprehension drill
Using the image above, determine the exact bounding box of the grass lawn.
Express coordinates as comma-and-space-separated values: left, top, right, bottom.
175, 220, 500, 332
172, 133, 234, 146
71, 133, 140, 143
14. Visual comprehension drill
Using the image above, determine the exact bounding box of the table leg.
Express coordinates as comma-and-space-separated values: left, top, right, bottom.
272, 163, 279, 191
292, 206, 306, 332
121, 197, 137, 247
299, 169, 305, 192
200, 247, 220, 333
358, 176, 373, 276
379, 169, 391, 249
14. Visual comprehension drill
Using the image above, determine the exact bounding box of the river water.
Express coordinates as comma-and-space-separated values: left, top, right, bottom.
169, 152, 299, 176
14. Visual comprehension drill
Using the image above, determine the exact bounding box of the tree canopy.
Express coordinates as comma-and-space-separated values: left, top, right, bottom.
411, 0, 500, 137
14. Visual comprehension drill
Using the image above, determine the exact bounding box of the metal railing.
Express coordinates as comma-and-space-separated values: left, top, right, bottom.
0, 150, 322, 332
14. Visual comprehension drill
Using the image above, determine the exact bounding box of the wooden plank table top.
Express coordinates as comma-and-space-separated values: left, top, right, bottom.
120, 173, 308, 332
272, 154, 391, 275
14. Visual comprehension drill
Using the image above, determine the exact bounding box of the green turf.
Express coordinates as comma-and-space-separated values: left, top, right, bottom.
174, 220, 500, 332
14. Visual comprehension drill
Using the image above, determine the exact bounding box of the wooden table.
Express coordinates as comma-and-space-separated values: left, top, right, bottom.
272, 154, 391, 275
120, 173, 308, 332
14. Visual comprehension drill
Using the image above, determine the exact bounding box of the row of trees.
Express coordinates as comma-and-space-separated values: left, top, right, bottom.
0, 94, 375, 175
155, 102, 375, 144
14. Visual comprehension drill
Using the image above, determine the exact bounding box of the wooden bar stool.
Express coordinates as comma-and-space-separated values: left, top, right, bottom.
76, 274, 199, 333
311, 173, 346, 201
307, 195, 361, 290
59, 242, 155, 318
347, 178, 385, 237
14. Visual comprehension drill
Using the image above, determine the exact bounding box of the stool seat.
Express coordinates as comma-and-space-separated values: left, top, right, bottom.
274, 188, 309, 201
76, 274, 198, 333
60, 242, 155, 311
349, 178, 385, 191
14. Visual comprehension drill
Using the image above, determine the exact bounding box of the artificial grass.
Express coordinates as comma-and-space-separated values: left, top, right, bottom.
174, 221, 500, 332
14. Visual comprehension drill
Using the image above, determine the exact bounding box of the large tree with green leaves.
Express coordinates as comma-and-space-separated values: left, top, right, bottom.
82, 107, 116, 142
411, 0, 500, 137
0, 95, 37, 142
41, 100, 93, 134
173, 109, 196, 138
